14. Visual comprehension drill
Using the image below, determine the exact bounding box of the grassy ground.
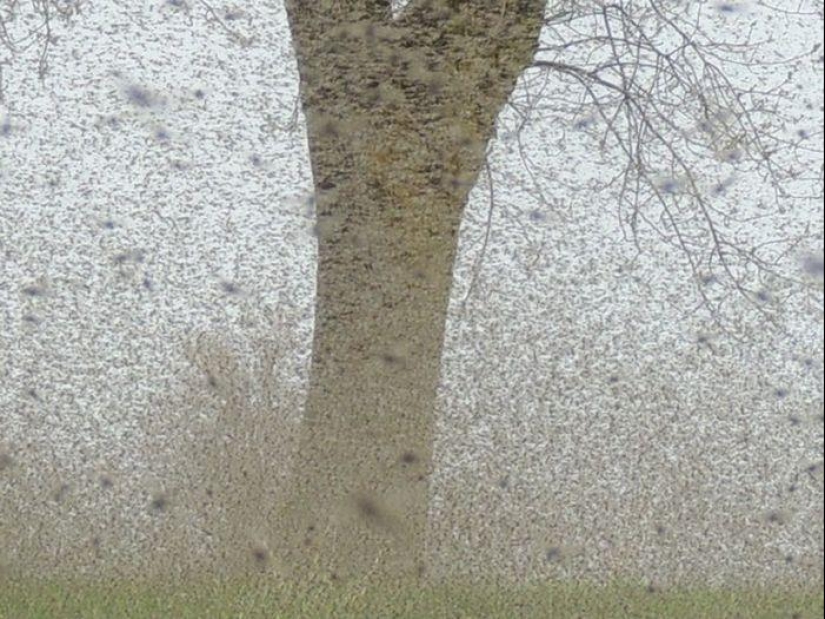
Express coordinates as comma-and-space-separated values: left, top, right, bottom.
1, 576, 822, 619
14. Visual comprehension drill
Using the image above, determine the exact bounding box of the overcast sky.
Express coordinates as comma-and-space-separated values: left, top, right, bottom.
1, 0, 822, 584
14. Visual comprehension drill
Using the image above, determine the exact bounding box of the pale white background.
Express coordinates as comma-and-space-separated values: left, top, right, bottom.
1, 0, 822, 584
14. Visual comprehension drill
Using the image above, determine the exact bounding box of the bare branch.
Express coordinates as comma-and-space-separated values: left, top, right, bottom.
528, 1, 823, 330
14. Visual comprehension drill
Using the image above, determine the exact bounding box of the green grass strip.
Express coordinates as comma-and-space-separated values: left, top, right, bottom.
1, 576, 822, 619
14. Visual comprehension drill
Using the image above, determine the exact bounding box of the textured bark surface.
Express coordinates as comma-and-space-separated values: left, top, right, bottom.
278, 0, 545, 581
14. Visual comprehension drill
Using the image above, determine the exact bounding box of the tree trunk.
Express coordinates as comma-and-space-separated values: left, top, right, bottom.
277, 0, 544, 582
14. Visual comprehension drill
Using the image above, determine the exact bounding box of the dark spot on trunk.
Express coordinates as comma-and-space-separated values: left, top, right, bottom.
357, 496, 379, 520
151, 494, 168, 512
252, 547, 268, 565
54, 483, 70, 503
380, 352, 403, 366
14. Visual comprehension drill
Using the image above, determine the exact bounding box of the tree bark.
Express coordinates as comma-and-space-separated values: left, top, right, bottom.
277, 0, 545, 582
